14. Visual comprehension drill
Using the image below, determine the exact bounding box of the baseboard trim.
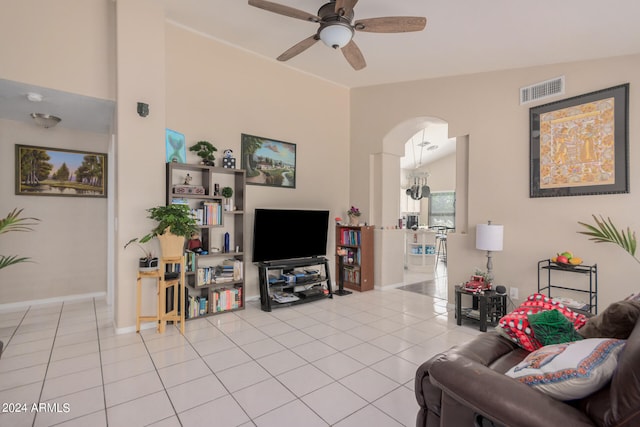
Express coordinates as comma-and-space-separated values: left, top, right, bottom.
0, 292, 107, 312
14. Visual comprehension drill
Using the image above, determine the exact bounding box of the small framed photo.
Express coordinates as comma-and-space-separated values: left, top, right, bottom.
15, 144, 107, 197
530, 84, 629, 198
166, 128, 186, 163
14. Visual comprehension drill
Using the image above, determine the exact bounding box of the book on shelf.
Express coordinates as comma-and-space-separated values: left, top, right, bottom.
211, 285, 243, 313
201, 201, 222, 226
339, 229, 361, 246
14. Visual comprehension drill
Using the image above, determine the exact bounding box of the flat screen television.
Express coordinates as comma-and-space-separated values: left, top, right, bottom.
252, 208, 330, 263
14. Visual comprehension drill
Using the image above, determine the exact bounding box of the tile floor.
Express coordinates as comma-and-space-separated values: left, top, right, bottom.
0, 268, 483, 427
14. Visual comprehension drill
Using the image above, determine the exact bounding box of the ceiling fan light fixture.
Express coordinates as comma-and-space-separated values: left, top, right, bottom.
319, 23, 353, 49
30, 113, 61, 128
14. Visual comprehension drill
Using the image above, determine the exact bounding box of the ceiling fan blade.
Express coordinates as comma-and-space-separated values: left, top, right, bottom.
277, 35, 319, 61
248, 0, 319, 22
341, 40, 366, 70
335, 0, 358, 17
354, 16, 427, 33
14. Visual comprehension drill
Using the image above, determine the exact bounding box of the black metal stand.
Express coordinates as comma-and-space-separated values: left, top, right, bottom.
334, 255, 352, 296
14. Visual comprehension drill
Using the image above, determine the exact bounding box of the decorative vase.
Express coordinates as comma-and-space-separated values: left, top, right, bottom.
157, 228, 186, 258
348, 214, 359, 226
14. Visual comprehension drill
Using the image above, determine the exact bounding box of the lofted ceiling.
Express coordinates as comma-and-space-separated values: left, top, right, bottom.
3, 1, 640, 135
159, 0, 640, 88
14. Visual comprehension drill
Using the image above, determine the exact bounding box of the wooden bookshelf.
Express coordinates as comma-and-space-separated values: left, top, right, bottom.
335, 225, 374, 292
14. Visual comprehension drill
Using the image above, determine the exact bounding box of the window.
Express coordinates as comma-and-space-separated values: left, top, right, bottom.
428, 191, 455, 229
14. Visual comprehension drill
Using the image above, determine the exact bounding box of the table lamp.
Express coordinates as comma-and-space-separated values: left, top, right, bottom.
476, 221, 504, 284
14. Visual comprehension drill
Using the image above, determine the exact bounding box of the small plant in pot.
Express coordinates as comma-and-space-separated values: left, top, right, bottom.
124, 238, 158, 271
221, 187, 233, 211
189, 141, 217, 166
131, 204, 200, 259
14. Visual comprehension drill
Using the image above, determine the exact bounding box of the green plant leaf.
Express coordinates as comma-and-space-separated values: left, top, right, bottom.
578, 215, 639, 263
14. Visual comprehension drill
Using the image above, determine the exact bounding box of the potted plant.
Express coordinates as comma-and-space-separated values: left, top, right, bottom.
124, 238, 158, 271
189, 140, 217, 166
221, 186, 233, 211
347, 206, 361, 226
133, 204, 199, 258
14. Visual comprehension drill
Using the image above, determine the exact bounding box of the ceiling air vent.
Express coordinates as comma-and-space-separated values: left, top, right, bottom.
520, 76, 565, 105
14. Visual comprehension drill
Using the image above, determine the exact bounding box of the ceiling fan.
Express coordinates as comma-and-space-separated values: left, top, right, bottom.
248, 0, 427, 70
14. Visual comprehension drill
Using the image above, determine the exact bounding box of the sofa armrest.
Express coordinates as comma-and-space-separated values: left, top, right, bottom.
429, 354, 595, 427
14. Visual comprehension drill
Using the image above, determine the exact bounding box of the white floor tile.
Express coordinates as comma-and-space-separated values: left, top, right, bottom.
166, 374, 228, 413
253, 399, 329, 427
276, 364, 334, 397
5, 274, 460, 427
232, 377, 296, 419
334, 404, 403, 427
339, 368, 401, 402
178, 394, 250, 427
301, 382, 368, 425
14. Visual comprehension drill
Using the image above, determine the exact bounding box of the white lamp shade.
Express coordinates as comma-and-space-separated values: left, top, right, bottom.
476, 223, 504, 251
319, 24, 353, 48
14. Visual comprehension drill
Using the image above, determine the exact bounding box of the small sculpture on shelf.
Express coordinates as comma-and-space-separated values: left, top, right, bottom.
183, 173, 193, 185
222, 148, 236, 169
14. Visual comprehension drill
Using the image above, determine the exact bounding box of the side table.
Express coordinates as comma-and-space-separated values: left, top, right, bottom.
455, 285, 507, 332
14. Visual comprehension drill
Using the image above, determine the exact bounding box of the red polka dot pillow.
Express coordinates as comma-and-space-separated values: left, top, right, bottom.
497, 293, 588, 352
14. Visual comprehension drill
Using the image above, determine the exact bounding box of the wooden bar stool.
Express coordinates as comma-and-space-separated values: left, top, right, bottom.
158, 255, 186, 334
136, 255, 186, 334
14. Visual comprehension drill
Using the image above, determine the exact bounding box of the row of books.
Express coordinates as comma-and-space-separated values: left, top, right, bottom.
171, 198, 220, 226
195, 201, 223, 226
339, 229, 361, 246
187, 295, 208, 319
342, 265, 360, 283
196, 259, 243, 286
211, 286, 243, 313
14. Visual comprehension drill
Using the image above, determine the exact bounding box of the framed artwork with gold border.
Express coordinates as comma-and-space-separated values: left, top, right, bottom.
529, 84, 629, 198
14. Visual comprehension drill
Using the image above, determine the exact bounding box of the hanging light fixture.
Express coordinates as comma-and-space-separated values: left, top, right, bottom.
319, 22, 353, 48
30, 113, 61, 128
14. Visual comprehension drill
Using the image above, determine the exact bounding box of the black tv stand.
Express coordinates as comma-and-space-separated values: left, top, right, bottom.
258, 257, 333, 312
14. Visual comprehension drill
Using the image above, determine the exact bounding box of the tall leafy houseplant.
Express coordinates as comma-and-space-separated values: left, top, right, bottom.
134, 204, 199, 258
577, 215, 639, 264
0, 208, 40, 270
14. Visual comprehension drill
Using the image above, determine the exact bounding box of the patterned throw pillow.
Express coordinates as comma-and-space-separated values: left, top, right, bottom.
505, 338, 625, 400
497, 293, 588, 351
528, 309, 584, 346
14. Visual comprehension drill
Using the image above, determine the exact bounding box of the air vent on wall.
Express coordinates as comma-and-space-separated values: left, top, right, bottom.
520, 76, 565, 105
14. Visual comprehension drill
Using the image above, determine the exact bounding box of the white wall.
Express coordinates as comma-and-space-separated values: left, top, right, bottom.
352, 54, 640, 310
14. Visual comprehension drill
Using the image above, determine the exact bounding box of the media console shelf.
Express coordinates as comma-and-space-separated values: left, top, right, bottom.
258, 257, 333, 312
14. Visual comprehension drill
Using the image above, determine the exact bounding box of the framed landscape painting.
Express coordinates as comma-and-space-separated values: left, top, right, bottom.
15, 144, 107, 198
530, 84, 629, 198
241, 133, 296, 188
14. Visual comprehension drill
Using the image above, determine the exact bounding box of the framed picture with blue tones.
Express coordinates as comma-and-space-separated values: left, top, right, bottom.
166, 129, 186, 163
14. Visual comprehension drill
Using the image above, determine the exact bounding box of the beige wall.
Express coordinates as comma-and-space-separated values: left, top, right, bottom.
0, 0, 114, 305
164, 24, 350, 302
0, 119, 109, 303
352, 54, 640, 310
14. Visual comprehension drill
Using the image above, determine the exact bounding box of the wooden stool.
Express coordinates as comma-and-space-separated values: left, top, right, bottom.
136, 256, 185, 334
158, 256, 185, 334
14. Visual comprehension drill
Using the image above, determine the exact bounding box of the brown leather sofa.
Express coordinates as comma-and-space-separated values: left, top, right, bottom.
414, 306, 640, 427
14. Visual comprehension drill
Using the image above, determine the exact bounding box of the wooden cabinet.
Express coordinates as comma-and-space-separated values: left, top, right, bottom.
335, 225, 374, 292
166, 162, 245, 318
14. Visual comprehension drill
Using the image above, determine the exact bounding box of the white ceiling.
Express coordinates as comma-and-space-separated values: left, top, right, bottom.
3, 1, 640, 135
160, 0, 640, 88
